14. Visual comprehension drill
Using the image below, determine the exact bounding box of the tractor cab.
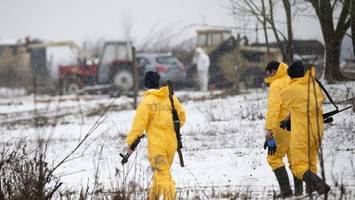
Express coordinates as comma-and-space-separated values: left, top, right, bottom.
96, 41, 133, 88
196, 29, 233, 53
59, 41, 135, 95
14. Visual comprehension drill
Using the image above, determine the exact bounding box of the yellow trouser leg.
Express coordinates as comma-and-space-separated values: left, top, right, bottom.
290, 130, 320, 180
148, 154, 176, 200
309, 145, 318, 175
267, 129, 292, 171
290, 144, 319, 179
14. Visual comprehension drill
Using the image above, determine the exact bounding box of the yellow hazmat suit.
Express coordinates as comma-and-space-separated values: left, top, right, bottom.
280, 67, 325, 180
264, 62, 292, 171
126, 86, 186, 200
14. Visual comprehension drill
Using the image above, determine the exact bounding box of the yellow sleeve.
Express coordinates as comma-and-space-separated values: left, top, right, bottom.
126, 97, 152, 146
174, 96, 186, 127
280, 86, 296, 112
265, 84, 282, 130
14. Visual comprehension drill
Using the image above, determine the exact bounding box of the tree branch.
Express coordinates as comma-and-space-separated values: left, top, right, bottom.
248, 0, 264, 14
331, 0, 339, 12
282, 0, 294, 62
335, 0, 351, 34
261, 0, 270, 55
268, 0, 282, 43
267, 0, 289, 60
352, 0, 355, 56
308, 0, 321, 17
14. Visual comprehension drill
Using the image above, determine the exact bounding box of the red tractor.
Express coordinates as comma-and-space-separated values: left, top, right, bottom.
58, 41, 139, 95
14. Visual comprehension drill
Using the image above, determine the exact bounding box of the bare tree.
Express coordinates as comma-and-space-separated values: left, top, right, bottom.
307, 0, 352, 82
261, 0, 270, 55
229, 0, 295, 63
352, 0, 355, 56
282, 0, 294, 62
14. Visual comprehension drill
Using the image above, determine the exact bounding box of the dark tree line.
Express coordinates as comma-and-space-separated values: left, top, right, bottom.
352, 0, 355, 57
230, 0, 354, 82
308, 0, 352, 82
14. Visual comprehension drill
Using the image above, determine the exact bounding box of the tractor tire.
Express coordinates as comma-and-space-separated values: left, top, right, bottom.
62, 79, 81, 94
113, 70, 134, 91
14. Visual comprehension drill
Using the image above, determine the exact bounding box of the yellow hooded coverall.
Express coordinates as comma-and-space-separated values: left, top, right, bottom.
280, 67, 325, 180
126, 86, 186, 200
264, 62, 292, 171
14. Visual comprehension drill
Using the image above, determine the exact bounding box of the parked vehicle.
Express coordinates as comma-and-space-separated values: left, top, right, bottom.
58, 41, 139, 95
136, 53, 187, 87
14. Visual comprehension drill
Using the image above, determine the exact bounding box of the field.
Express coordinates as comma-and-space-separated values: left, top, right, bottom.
0, 82, 354, 199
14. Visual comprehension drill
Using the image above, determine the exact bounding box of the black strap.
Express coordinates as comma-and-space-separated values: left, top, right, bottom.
167, 80, 185, 167
314, 79, 338, 110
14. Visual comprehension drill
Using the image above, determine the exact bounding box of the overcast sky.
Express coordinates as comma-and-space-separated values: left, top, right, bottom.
0, 1, 320, 40
0, 0, 232, 43
0, 0, 352, 56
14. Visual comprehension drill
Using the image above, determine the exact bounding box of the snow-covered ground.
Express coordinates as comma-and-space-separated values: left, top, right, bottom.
0, 82, 354, 199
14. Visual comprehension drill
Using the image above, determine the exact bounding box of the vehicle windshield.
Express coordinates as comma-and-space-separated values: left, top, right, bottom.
101, 44, 131, 64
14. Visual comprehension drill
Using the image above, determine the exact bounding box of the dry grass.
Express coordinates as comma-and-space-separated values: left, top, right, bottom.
0, 141, 62, 200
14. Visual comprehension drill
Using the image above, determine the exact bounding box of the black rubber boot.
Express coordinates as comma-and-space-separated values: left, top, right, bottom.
303, 170, 330, 195
306, 182, 315, 194
274, 166, 293, 198
293, 175, 303, 196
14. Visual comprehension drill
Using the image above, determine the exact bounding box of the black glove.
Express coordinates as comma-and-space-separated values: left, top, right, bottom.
263, 137, 277, 155
280, 118, 291, 131
119, 146, 132, 165
119, 153, 129, 165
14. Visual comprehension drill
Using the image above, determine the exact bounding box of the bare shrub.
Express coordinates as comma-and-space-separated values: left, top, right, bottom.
240, 103, 264, 121
0, 142, 62, 200
197, 101, 235, 122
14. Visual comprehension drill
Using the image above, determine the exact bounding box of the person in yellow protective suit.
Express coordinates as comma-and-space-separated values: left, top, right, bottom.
264, 61, 303, 198
280, 61, 330, 195
125, 71, 186, 200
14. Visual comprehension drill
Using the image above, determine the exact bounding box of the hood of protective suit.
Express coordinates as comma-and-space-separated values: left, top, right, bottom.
143, 86, 169, 98
264, 62, 288, 85
195, 47, 204, 54
290, 66, 316, 85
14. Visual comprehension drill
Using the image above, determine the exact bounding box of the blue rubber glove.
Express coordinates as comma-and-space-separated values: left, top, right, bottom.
263, 137, 277, 155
